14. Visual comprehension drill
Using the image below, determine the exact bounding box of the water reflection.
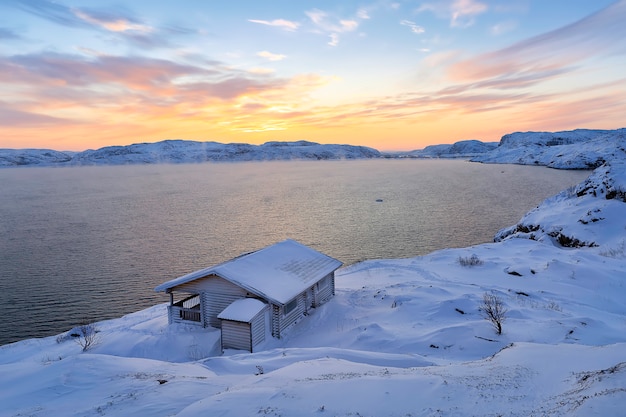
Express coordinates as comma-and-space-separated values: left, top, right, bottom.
0, 160, 588, 344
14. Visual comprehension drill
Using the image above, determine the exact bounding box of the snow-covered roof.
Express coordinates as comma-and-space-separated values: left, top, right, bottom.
217, 298, 267, 323
155, 239, 342, 305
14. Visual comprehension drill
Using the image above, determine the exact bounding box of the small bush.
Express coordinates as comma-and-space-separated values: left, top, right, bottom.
479, 292, 507, 335
73, 322, 100, 352
458, 254, 483, 267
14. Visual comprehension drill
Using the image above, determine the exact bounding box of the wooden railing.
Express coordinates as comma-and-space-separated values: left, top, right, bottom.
171, 294, 202, 324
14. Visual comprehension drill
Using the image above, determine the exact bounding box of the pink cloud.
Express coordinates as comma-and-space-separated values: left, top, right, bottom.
248, 19, 300, 31
448, 1, 626, 83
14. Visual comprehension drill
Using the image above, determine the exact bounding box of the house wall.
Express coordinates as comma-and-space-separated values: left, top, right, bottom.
220, 307, 267, 352
313, 273, 336, 307
221, 321, 251, 352
250, 309, 266, 349
272, 292, 307, 338
174, 275, 247, 328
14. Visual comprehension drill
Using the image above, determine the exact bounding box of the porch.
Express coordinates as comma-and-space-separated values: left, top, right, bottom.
168, 293, 203, 325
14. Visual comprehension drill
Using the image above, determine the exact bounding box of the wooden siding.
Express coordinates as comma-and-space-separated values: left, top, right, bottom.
171, 275, 247, 328
314, 273, 335, 307
201, 277, 248, 328
221, 321, 251, 352
271, 304, 281, 338
220, 306, 267, 352
272, 293, 306, 338
250, 309, 266, 349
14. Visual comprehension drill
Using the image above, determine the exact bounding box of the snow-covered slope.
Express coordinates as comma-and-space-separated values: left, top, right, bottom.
473, 128, 626, 169
0, 140, 381, 167
0, 148, 75, 166
496, 161, 626, 250
2, 152, 626, 415
3, 127, 625, 168
405, 139, 498, 158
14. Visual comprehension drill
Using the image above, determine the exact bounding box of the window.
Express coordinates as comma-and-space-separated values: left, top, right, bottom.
318, 275, 330, 291
284, 298, 298, 316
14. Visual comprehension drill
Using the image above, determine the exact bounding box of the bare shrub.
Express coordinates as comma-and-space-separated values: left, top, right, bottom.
458, 254, 483, 267
599, 241, 625, 258
479, 293, 507, 335
72, 322, 100, 352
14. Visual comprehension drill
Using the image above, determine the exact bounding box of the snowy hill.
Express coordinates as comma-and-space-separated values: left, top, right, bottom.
0, 148, 75, 166
472, 128, 626, 169
403, 139, 498, 158
0, 140, 381, 167
496, 161, 626, 250
2, 144, 626, 415
3, 127, 625, 168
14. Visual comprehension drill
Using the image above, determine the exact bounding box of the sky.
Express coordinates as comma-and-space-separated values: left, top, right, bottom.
1, 0, 625, 151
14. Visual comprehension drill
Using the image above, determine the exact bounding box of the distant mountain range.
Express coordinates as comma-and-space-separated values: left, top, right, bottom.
1, 128, 624, 169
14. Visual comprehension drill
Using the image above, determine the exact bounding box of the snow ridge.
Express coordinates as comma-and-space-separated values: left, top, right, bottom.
2, 127, 625, 168
403, 139, 498, 158
496, 160, 626, 250
472, 128, 626, 169
0, 140, 381, 167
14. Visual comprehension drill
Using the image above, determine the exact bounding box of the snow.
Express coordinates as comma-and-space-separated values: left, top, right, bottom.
2, 127, 623, 167
406, 139, 499, 158
472, 128, 626, 169
2, 131, 626, 416
217, 298, 267, 322
0, 140, 381, 167
156, 239, 343, 305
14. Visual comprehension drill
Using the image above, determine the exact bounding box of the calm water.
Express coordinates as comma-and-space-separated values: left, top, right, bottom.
0, 160, 588, 345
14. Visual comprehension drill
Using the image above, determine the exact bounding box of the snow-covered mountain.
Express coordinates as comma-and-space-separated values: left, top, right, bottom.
2, 127, 625, 168
402, 139, 498, 158
472, 128, 626, 169
0, 140, 381, 167
2, 129, 626, 416
0, 148, 75, 166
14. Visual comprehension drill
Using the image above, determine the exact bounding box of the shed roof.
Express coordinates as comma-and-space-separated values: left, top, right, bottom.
154, 239, 342, 305
217, 298, 267, 323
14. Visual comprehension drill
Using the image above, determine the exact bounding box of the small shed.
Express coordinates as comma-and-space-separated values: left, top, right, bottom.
218, 298, 268, 352
155, 239, 342, 351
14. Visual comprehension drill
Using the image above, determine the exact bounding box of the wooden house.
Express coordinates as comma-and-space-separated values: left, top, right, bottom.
154, 239, 342, 352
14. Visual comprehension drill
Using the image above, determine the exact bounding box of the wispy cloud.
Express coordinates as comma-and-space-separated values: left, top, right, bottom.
306, 9, 359, 33
417, 0, 487, 28
448, 0, 626, 84
357, 8, 371, 20
0, 102, 76, 126
490, 20, 517, 36
400, 20, 425, 34
0, 27, 21, 40
450, 0, 487, 27
248, 19, 300, 31
8, 0, 88, 28
305, 8, 361, 47
72, 8, 153, 33
257, 51, 286, 61
0, 49, 336, 146
7, 0, 190, 49
0, 52, 203, 91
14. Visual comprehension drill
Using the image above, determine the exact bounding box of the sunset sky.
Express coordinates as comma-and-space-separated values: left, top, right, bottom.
1, 0, 625, 151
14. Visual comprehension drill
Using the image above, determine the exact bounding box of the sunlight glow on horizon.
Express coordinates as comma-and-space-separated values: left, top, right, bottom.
1, 0, 625, 152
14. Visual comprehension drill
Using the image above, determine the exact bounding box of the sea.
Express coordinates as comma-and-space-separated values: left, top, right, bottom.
0, 159, 589, 345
